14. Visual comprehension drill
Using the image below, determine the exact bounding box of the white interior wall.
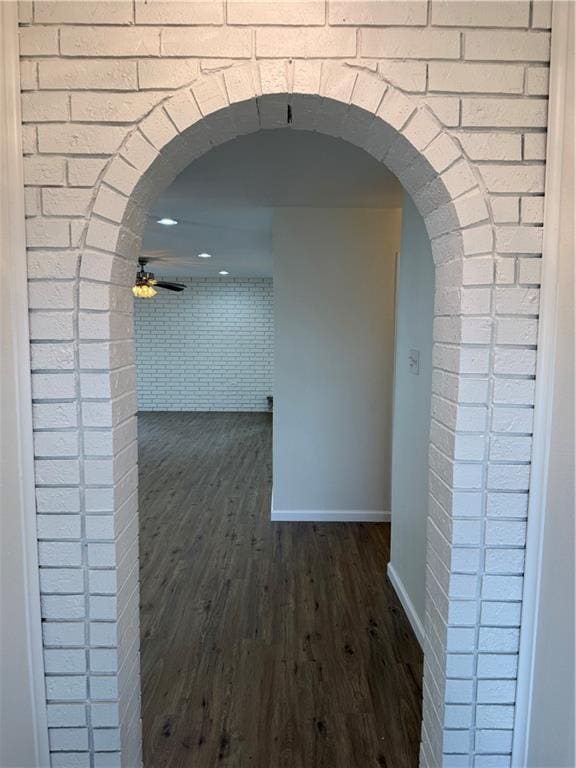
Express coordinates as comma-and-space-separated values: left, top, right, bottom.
272, 207, 401, 517
0, 5, 49, 763
134, 277, 273, 412
525, 4, 575, 763
526, 242, 576, 763
389, 194, 435, 641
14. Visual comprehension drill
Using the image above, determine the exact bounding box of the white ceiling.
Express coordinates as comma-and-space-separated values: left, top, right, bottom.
142, 129, 403, 278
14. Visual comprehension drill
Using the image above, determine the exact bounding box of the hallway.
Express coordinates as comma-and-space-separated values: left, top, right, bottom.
139, 412, 423, 768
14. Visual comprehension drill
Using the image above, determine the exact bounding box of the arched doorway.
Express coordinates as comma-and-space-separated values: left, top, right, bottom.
58, 63, 494, 766
135, 126, 425, 766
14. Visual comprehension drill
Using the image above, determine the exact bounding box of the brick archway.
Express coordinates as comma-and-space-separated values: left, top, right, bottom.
47, 62, 504, 767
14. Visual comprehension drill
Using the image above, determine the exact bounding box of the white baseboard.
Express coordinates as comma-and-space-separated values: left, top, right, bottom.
387, 562, 425, 650
271, 509, 391, 522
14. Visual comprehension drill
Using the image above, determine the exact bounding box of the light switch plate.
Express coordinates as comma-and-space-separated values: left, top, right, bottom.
409, 349, 420, 375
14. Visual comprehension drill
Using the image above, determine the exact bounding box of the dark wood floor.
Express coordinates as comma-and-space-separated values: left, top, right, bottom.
138, 412, 423, 768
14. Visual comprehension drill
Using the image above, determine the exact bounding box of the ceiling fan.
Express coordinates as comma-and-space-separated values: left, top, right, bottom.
132, 258, 186, 298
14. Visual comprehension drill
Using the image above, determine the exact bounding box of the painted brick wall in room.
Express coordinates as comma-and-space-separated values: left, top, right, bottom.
134, 277, 273, 412
18, 0, 553, 765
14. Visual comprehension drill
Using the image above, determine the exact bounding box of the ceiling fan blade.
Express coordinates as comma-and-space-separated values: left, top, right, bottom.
155, 281, 186, 292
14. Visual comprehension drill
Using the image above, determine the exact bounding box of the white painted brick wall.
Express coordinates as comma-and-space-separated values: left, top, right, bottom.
134, 277, 273, 412
18, 0, 552, 765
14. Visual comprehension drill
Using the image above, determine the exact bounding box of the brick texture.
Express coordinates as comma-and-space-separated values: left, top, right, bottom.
19, 1, 549, 766
134, 278, 273, 412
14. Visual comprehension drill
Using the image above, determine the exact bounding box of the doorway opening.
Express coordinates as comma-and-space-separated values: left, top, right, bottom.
133, 128, 433, 766
71, 65, 492, 768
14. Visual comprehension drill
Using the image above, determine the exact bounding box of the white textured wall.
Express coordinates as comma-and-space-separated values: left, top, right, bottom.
17, 1, 553, 766
134, 277, 273, 412
273, 207, 401, 513
390, 194, 434, 631
526, 4, 575, 764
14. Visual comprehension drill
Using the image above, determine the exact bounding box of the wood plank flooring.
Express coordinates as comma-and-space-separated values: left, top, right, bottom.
139, 412, 423, 768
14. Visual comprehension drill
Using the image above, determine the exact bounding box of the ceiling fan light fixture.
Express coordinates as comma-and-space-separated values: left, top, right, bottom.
133, 283, 157, 298
134, 262, 186, 296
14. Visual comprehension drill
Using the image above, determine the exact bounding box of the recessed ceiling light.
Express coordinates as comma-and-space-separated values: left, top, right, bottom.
197, 253, 212, 259
218, 270, 229, 276
157, 217, 178, 226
